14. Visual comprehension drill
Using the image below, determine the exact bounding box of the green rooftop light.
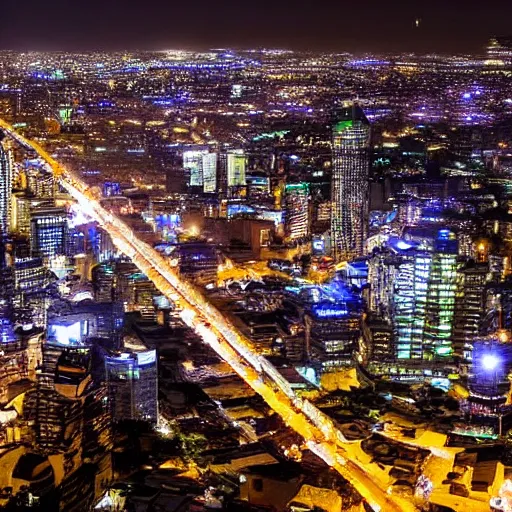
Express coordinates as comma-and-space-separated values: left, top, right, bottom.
334, 120, 353, 132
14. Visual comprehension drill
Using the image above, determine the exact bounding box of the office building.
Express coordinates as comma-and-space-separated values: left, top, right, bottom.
12, 253, 52, 327
0, 134, 13, 238
30, 207, 68, 258
422, 229, 459, 359
331, 105, 370, 261
26, 167, 55, 198
183, 147, 209, 188
11, 193, 32, 235
202, 152, 218, 193
91, 261, 115, 302
453, 262, 489, 361
363, 315, 394, 363
284, 281, 363, 370
227, 149, 247, 192
284, 183, 309, 241
463, 337, 512, 435
105, 349, 158, 424
393, 230, 459, 360
367, 230, 459, 374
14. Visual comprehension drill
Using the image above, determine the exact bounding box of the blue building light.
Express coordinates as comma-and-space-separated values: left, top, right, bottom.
396, 240, 414, 250
437, 229, 452, 240
311, 303, 349, 318
227, 204, 256, 217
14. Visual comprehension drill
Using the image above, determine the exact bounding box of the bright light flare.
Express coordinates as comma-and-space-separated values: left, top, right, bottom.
482, 354, 500, 371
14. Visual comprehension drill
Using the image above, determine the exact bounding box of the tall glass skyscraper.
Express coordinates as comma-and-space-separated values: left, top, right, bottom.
331, 105, 370, 261
390, 230, 459, 360
0, 133, 13, 239
423, 229, 459, 359
183, 147, 209, 187
202, 153, 218, 193
285, 182, 309, 241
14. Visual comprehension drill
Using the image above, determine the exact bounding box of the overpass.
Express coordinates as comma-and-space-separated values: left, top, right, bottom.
0, 119, 417, 512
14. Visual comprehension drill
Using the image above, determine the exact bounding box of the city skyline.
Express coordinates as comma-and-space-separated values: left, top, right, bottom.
1, 35, 512, 512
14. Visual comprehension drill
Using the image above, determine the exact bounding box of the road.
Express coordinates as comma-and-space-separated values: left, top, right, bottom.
2, 119, 419, 512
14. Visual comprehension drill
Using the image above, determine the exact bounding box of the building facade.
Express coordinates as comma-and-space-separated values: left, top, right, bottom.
0, 135, 13, 239
284, 183, 309, 241
104, 349, 158, 424
331, 105, 370, 261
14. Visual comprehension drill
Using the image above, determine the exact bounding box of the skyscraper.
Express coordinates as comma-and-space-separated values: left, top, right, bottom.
368, 230, 459, 367
202, 152, 218, 193
331, 105, 370, 261
452, 262, 488, 361
30, 206, 68, 258
183, 147, 209, 188
284, 183, 310, 241
105, 349, 158, 424
227, 149, 247, 190
0, 132, 13, 239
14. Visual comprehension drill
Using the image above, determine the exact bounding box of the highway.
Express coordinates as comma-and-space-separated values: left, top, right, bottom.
1, 119, 418, 512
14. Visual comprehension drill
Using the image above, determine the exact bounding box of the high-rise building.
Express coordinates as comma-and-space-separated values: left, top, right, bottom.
30, 207, 68, 258
391, 241, 426, 360
92, 261, 115, 302
26, 167, 55, 198
183, 147, 209, 188
463, 337, 512, 435
453, 262, 489, 361
284, 282, 363, 370
331, 105, 370, 261
104, 349, 158, 424
284, 183, 310, 241
217, 151, 228, 197
11, 193, 32, 235
422, 229, 459, 359
227, 149, 247, 189
486, 36, 512, 65
202, 152, 218, 193
368, 230, 459, 366
0, 133, 13, 239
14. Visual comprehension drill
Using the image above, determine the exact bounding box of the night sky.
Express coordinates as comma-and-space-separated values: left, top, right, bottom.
1, 0, 511, 54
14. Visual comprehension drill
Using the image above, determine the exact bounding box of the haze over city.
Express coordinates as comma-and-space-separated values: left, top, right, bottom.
2, 0, 512, 53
